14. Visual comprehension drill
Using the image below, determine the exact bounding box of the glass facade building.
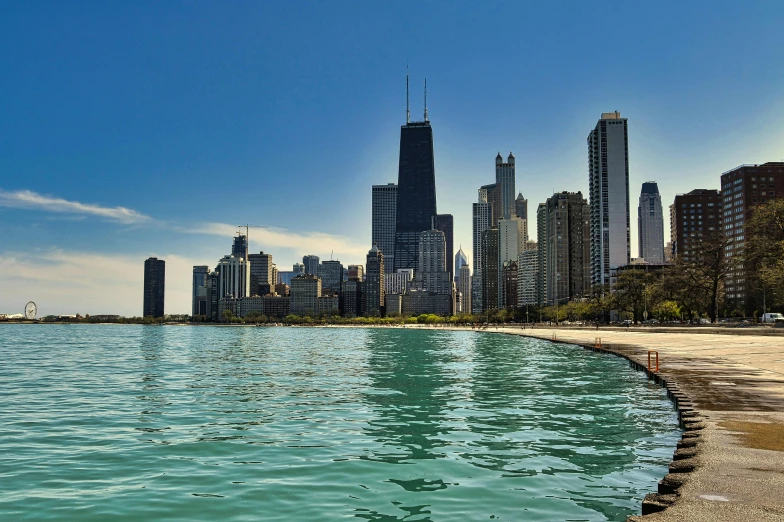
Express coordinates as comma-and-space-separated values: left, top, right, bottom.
394, 121, 437, 272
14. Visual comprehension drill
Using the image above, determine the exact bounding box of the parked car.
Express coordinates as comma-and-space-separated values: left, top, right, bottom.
761, 313, 784, 324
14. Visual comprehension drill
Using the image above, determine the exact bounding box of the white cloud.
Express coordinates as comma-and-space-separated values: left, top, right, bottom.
0, 188, 371, 264
179, 222, 370, 264
0, 189, 152, 224
0, 250, 200, 317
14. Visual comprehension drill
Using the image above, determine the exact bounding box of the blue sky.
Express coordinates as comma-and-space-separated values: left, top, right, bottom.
2, 1, 783, 316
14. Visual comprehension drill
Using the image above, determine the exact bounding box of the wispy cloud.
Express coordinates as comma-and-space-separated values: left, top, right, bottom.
0, 188, 371, 269
0, 189, 152, 224
178, 222, 370, 261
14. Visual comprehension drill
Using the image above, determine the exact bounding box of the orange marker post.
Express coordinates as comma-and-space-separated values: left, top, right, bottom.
647, 350, 659, 372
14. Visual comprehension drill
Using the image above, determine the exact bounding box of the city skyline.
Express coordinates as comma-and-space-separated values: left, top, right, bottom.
2, 2, 784, 316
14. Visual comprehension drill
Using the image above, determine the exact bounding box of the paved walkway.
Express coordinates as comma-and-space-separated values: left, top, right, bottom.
485, 325, 784, 521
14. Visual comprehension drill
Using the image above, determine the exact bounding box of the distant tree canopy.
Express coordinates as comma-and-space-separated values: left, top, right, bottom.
745, 198, 784, 310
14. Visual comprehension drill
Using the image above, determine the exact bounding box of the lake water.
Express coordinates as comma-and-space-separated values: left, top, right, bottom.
0, 325, 680, 521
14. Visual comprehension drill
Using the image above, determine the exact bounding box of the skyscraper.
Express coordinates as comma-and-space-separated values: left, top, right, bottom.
501, 261, 518, 309
302, 255, 319, 276
217, 255, 250, 299
143, 257, 165, 318
347, 264, 364, 281
405, 228, 453, 315
518, 247, 538, 308
394, 78, 437, 272
543, 192, 590, 305
481, 228, 499, 312
435, 214, 454, 277
496, 152, 516, 220
411, 229, 452, 296
721, 162, 784, 315
372, 183, 397, 271
458, 264, 471, 314
206, 270, 220, 321
536, 203, 547, 306
588, 111, 630, 287
454, 247, 468, 286
638, 181, 665, 263
192, 265, 209, 317
293, 262, 305, 275
340, 280, 363, 317
481, 183, 503, 227
365, 244, 384, 316
232, 234, 248, 260
515, 192, 528, 242
671, 189, 722, 261
384, 268, 414, 296
290, 274, 321, 317
472, 190, 491, 313
248, 251, 273, 296
498, 217, 526, 306
515, 192, 528, 222
317, 260, 344, 294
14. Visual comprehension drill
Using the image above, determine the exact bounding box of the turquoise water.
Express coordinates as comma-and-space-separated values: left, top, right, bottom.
0, 325, 680, 521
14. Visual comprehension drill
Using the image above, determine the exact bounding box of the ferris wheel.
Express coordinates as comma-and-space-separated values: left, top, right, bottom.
24, 301, 37, 320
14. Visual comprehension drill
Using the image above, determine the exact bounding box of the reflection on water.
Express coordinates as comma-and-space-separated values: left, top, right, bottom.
0, 325, 680, 521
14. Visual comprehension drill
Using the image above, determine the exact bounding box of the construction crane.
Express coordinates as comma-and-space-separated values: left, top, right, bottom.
237, 224, 269, 257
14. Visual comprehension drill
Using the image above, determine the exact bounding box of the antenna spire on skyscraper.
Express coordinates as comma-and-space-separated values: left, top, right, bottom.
424, 78, 428, 122
406, 64, 410, 124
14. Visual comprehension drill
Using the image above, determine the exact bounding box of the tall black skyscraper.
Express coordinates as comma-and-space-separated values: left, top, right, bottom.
394, 76, 437, 271
143, 257, 165, 318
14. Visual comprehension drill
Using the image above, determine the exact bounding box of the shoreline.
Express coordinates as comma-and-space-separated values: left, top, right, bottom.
5, 320, 784, 337
472, 325, 784, 522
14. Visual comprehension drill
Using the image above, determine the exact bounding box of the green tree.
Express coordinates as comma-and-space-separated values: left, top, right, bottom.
611, 270, 658, 324
653, 300, 681, 322
675, 231, 736, 322
745, 199, 784, 312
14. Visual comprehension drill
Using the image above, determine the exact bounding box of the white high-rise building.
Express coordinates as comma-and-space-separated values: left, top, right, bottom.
384, 268, 414, 296
638, 181, 665, 264
518, 247, 538, 308
588, 111, 630, 287
495, 152, 516, 220
454, 247, 468, 286
372, 183, 397, 272
458, 264, 471, 314
217, 255, 250, 299
472, 188, 491, 313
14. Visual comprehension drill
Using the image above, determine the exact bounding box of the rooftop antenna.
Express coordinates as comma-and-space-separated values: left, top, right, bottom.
406, 64, 410, 124
424, 78, 428, 122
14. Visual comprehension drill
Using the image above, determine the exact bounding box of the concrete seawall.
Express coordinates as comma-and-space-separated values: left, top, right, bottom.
476, 325, 784, 521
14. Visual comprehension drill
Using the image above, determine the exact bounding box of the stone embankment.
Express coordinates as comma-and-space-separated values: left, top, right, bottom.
483, 325, 784, 521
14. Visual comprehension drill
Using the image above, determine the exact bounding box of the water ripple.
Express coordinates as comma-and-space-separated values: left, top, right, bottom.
0, 325, 680, 521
